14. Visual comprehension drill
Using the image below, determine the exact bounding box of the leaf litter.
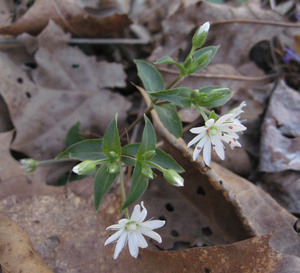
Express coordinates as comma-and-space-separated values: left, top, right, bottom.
0, 0, 300, 272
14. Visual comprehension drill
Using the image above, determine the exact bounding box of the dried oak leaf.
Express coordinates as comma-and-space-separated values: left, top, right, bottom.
0, 213, 53, 273
0, 44, 131, 160
18, 20, 127, 90
150, 1, 293, 67
0, 0, 131, 37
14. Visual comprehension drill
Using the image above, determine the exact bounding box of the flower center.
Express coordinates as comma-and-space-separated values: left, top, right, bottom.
126, 222, 138, 231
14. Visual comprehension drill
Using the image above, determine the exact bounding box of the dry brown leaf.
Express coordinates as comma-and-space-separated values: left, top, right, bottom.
0, 0, 131, 37
0, 213, 53, 273
18, 21, 127, 90
150, 1, 293, 67
0, 46, 131, 159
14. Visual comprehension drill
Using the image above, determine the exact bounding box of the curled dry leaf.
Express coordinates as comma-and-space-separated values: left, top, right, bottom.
0, 213, 53, 273
0, 0, 131, 37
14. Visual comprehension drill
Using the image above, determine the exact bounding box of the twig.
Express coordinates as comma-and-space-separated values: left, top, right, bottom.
157, 67, 279, 82
211, 19, 300, 28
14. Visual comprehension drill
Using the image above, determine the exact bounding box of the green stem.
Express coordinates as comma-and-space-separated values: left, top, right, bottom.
166, 75, 184, 89
196, 106, 208, 121
38, 158, 75, 165
119, 161, 129, 218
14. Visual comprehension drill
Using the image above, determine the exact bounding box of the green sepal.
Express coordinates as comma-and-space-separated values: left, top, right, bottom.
154, 56, 187, 76
192, 86, 233, 108
149, 88, 193, 108
121, 162, 149, 210
103, 114, 121, 159
94, 164, 118, 212
134, 59, 164, 93
56, 139, 106, 161
65, 122, 84, 147
154, 103, 182, 138
122, 144, 184, 173
208, 110, 218, 121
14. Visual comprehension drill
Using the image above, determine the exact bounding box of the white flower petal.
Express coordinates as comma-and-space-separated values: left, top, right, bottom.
113, 232, 128, 259
187, 131, 205, 147
218, 123, 246, 133
205, 119, 215, 127
106, 223, 122, 230
140, 229, 162, 243
130, 204, 142, 222
215, 114, 233, 126
139, 220, 166, 230
128, 232, 139, 258
211, 135, 225, 160
203, 138, 212, 165
190, 126, 206, 134
135, 231, 148, 248
193, 134, 209, 160
104, 228, 124, 246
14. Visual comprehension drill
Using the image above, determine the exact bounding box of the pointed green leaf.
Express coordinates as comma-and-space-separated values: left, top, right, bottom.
65, 122, 84, 147
149, 88, 193, 108
192, 86, 233, 107
154, 56, 186, 75
121, 162, 149, 210
154, 104, 182, 138
103, 114, 121, 158
94, 164, 118, 212
137, 115, 156, 159
122, 144, 184, 173
56, 139, 106, 161
190, 46, 219, 74
134, 59, 164, 93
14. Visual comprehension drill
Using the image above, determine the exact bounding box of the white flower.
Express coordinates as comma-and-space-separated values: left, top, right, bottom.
199, 22, 210, 34
229, 101, 246, 123
104, 202, 165, 259
187, 105, 247, 165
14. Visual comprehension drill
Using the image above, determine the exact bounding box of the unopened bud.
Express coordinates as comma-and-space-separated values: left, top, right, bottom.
142, 150, 156, 161
163, 169, 184, 187
73, 160, 97, 175
108, 151, 119, 161
20, 158, 39, 173
107, 162, 119, 174
141, 164, 154, 180
192, 22, 210, 49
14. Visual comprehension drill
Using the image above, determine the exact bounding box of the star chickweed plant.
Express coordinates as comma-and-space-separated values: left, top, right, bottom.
20, 22, 247, 259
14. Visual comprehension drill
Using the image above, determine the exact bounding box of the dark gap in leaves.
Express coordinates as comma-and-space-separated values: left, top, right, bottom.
202, 227, 212, 236
165, 203, 174, 212
72, 64, 80, 68
171, 230, 179, 237
10, 149, 29, 161
0, 93, 14, 131
25, 62, 37, 69
0, 264, 2, 273
26, 92, 31, 98
159, 215, 166, 221
17, 77, 23, 84
282, 132, 295, 139
249, 40, 274, 73
33, 220, 40, 224
197, 185, 205, 195
219, 180, 223, 185
204, 268, 211, 273
293, 219, 300, 233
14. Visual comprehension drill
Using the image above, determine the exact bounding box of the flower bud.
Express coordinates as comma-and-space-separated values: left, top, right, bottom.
192, 22, 210, 49
108, 151, 119, 161
73, 160, 97, 175
142, 150, 156, 161
107, 162, 119, 174
163, 169, 184, 187
141, 164, 154, 180
20, 158, 39, 173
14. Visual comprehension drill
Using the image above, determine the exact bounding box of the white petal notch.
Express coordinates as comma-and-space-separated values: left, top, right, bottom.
104, 202, 165, 259
188, 102, 247, 166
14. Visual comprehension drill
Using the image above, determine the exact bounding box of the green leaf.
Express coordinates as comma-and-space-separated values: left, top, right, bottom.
94, 164, 118, 212
121, 162, 149, 210
103, 114, 121, 158
134, 59, 164, 93
56, 139, 106, 161
154, 104, 182, 138
190, 46, 219, 73
65, 122, 84, 147
154, 56, 186, 76
149, 88, 193, 108
192, 86, 233, 107
137, 115, 156, 159
122, 144, 184, 173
